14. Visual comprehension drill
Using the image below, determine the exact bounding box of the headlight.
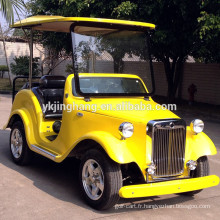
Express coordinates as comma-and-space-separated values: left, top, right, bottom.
186, 160, 197, 170
119, 122, 134, 139
190, 119, 204, 134
147, 163, 156, 175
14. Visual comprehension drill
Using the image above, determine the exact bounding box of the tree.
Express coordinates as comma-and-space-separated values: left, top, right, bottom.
11, 56, 40, 76
0, 0, 26, 85
0, 0, 25, 24
27, 0, 74, 55
192, 0, 220, 63
28, 0, 220, 101
0, 24, 12, 85
96, 32, 148, 73
107, 0, 211, 101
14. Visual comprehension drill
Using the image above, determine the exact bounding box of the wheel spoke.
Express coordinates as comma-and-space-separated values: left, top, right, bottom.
14, 147, 19, 155
18, 137, 22, 145
18, 145, 22, 155
15, 130, 19, 141
13, 133, 17, 142
82, 175, 88, 183
96, 180, 104, 192
87, 163, 95, 176
91, 185, 99, 196
11, 145, 16, 154
93, 167, 101, 176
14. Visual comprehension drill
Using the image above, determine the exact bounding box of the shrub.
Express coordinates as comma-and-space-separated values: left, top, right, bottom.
0, 65, 9, 71
0, 65, 9, 78
10, 56, 40, 76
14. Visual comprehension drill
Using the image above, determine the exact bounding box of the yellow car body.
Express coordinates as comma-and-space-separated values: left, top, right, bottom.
4, 73, 219, 198
4, 16, 219, 206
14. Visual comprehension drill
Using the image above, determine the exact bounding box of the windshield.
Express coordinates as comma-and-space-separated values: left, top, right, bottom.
71, 25, 154, 96
79, 77, 146, 94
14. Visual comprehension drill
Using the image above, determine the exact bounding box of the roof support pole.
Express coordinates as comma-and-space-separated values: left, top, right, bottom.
29, 28, 33, 89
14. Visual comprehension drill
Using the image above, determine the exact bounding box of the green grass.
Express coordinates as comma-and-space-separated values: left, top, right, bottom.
0, 78, 39, 92
0, 78, 13, 92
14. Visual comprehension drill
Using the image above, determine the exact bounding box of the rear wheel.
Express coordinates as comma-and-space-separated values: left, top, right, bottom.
79, 149, 122, 210
10, 121, 33, 165
182, 156, 209, 196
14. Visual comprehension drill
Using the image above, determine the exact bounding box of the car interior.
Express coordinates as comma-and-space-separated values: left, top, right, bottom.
31, 75, 66, 141
32, 75, 66, 119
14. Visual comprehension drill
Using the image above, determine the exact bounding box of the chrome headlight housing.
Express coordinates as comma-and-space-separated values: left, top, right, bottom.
186, 160, 197, 170
190, 119, 204, 134
119, 122, 134, 139
147, 163, 156, 175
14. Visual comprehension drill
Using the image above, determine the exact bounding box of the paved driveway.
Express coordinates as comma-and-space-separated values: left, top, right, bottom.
0, 94, 220, 220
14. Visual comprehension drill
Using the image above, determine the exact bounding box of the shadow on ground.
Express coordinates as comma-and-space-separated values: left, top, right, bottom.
0, 129, 194, 214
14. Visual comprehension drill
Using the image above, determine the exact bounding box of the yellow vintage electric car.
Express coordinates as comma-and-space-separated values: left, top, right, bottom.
4, 16, 219, 210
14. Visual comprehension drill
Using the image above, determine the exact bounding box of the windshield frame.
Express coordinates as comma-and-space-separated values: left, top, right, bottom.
70, 22, 155, 97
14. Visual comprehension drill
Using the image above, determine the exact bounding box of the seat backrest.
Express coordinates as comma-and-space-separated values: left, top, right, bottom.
32, 75, 66, 119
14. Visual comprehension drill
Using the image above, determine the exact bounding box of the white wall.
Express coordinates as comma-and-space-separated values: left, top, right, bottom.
0, 40, 46, 78
54, 60, 220, 105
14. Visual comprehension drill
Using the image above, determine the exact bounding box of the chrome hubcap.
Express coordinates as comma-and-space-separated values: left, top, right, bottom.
11, 129, 23, 159
82, 159, 104, 200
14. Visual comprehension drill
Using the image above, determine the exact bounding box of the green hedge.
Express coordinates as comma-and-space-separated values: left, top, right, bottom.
0, 65, 9, 71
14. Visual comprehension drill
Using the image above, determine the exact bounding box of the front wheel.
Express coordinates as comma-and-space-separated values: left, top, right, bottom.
79, 149, 122, 210
182, 156, 209, 196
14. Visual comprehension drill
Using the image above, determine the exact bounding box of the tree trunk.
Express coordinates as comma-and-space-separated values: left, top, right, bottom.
163, 57, 184, 102
177, 66, 184, 100
113, 57, 124, 73
0, 24, 12, 85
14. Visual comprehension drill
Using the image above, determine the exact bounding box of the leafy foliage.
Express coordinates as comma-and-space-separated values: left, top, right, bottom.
0, 65, 9, 78
193, 0, 220, 63
10, 56, 40, 76
27, 0, 73, 57
65, 63, 74, 74
0, 65, 9, 71
0, 0, 25, 24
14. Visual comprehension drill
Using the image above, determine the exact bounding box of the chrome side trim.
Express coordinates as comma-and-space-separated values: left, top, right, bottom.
31, 144, 57, 160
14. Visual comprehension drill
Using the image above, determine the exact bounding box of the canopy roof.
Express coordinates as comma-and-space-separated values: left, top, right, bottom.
11, 16, 155, 32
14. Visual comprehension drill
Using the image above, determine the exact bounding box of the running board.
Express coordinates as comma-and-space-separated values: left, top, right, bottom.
31, 144, 59, 161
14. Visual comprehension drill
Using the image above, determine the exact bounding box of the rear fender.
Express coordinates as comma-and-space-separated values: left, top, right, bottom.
4, 109, 36, 146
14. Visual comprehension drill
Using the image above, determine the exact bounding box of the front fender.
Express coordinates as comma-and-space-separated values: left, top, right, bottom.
74, 131, 135, 164
185, 127, 217, 161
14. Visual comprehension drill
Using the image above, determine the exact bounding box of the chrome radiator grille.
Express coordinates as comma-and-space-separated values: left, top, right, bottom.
150, 120, 186, 177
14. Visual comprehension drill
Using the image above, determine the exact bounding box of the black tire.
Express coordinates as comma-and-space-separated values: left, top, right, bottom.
10, 121, 33, 165
79, 149, 122, 210
182, 156, 209, 196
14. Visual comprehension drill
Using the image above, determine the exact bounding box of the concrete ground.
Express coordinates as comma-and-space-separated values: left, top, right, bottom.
0, 94, 220, 220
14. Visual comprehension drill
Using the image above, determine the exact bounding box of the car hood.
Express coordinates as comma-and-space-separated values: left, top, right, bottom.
83, 97, 179, 123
